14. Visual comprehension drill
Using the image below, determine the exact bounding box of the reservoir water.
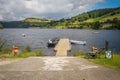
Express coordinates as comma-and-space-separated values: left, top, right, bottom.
0, 29, 120, 56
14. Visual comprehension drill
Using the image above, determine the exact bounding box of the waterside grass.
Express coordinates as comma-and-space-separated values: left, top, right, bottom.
0, 50, 45, 58
73, 51, 120, 71
73, 50, 85, 57
89, 54, 120, 71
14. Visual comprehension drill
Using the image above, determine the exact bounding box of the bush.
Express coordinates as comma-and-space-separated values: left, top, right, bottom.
22, 45, 31, 53
91, 21, 101, 29
1, 48, 12, 54
0, 24, 3, 29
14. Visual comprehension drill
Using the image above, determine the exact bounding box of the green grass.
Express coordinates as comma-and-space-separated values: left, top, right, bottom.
0, 50, 45, 58
88, 54, 120, 71
73, 51, 120, 71
100, 14, 120, 22
84, 14, 120, 23
84, 19, 95, 23
73, 51, 86, 57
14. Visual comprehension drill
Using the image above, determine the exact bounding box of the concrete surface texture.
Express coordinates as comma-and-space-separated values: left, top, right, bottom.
0, 57, 120, 80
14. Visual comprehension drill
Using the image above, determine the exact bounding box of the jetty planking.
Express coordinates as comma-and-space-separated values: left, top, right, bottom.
54, 38, 71, 56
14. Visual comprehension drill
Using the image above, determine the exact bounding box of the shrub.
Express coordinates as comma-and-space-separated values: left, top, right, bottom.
0, 24, 3, 29
91, 21, 101, 29
22, 45, 32, 53
1, 48, 12, 54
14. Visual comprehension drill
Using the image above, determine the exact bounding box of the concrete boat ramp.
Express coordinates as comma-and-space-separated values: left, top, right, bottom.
0, 38, 120, 80
0, 57, 120, 80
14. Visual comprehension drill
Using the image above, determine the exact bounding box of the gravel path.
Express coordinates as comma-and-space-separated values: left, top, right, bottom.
0, 57, 120, 80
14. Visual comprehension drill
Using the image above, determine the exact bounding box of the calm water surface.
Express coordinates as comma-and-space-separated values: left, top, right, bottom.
0, 29, 120, 56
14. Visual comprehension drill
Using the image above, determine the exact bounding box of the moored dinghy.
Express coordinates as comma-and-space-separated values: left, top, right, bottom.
70, 40, 87, 45
47, 37, 59, 47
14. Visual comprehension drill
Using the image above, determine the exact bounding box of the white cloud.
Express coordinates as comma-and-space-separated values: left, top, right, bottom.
0, 0, 104, 21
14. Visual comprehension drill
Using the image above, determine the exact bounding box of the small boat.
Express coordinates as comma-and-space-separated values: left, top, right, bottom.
70, 40, 87, 45
47, 37, 59, 47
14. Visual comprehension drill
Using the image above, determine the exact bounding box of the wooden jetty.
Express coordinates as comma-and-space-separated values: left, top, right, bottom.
54, 38, 71, 56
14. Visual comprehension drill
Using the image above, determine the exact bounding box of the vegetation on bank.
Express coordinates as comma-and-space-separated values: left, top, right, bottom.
89, 54, 120, 71
73, 51, 120, 71
0, 47, 45, 58
0, 24, 3, 29
0, 7, 120, 29
0, 38, 45, 58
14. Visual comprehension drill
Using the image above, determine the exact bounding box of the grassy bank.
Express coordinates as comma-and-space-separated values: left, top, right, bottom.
73, 51, 120, 71
0, 49, 45, 58
89, 54, 120, 71
0, 44, 45, 58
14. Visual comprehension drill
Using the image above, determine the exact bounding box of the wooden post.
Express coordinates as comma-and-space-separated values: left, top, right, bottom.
105, 40, 109, 51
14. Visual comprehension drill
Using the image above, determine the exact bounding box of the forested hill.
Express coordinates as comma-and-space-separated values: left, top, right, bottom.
51, 7, 120, 29
72, 7, 120, 22
0, 7, 120, 29
0, 18, 53, 28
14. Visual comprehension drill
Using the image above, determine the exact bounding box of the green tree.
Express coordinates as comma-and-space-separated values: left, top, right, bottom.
92, 21, 101, 29
111, 18, 120, 29
105, 19, 112, 23
0, 24, 3, 29
79, 26, 83, 29
112, 17, 119, 23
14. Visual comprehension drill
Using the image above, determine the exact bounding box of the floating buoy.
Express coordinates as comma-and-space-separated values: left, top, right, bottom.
22, 34, 26, 37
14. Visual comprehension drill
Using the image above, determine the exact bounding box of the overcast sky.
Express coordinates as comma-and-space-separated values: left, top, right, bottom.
0, 0, 120, 21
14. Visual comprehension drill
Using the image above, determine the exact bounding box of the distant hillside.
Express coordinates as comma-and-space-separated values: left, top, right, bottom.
0, 7, 120, 29
0, 18, 52, 28
50, 7, 120, 29
84, 7, 120, 22
76, 7, 120, 21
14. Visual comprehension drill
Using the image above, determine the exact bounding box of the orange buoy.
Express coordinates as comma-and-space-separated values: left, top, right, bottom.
13, 45, 19, 56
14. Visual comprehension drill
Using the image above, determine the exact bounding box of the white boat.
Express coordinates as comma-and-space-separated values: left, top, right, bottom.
70, 40, 87, 45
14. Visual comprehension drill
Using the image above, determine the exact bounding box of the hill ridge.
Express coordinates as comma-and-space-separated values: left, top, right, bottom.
0, 7, 120, 29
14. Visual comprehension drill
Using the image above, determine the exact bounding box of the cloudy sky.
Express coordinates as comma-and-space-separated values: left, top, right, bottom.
0, 0, 120, 21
